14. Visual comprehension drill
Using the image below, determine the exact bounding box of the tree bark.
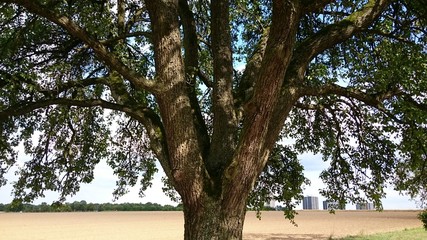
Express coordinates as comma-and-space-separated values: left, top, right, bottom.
183, 194, 246, 240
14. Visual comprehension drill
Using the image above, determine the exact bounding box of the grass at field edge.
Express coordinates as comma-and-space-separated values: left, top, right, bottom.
335, 228, 427, 240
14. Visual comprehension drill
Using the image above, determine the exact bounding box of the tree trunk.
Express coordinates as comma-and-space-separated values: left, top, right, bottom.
183, 195, 247, 240
144, 2, 302, 240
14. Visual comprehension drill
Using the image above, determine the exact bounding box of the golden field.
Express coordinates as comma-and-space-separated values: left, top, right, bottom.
0, 210, 422, 240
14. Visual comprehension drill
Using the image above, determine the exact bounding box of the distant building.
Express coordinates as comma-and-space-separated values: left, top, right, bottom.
356, 202, 374, 210
303, 196, 319, 210
322, 201, 345, 210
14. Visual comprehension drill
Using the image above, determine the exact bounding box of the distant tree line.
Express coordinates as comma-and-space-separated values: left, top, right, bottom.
0, 201, 183, 213
0, 200, 281, 213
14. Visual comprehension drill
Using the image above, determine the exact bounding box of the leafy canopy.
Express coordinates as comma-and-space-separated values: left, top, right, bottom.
0, 0, 426, 213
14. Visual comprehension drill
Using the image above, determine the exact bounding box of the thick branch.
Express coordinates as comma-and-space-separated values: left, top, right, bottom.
0, 96, 171, 177
0, 68, 146, 110
236, 28, 269, 110
179, 0, 198, 80
0, 0, 158, 93
0, 98, 129, 119
117, 0, 126, 36
223, 0, 302, 213
146, 1, 207, 201
179, 0, 210, 159
301, 83, 402, 108
289, 0, 392, 81
209, 0, 238, 177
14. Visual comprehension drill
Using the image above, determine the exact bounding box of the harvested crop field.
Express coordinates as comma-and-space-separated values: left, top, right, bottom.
0, 210, 422, 239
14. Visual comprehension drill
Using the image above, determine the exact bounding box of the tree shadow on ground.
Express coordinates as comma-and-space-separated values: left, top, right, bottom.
244, 233, 334, 240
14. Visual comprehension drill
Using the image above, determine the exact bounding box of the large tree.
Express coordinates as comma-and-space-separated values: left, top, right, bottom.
0, 0, 426, 239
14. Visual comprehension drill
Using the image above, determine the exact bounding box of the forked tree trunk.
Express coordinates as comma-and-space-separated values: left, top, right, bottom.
144, 2, 302, 240
183, 195, 247, 240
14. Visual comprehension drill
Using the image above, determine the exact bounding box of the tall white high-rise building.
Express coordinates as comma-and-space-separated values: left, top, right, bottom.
356, 202, 374, 210
303, 196, 319, 210
323, 201, 346, 210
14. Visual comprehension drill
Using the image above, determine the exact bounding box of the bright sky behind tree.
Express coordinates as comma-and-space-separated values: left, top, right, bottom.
0, 150, 418, 210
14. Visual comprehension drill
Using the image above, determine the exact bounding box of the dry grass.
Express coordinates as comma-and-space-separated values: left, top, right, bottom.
243, 210, 422, 240
0, 210, 422, 240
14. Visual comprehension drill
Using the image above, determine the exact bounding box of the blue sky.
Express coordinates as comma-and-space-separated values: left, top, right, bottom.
0, 150, 419, 210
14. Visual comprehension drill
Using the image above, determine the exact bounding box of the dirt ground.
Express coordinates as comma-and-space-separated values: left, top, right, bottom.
0, 210, 422, 240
